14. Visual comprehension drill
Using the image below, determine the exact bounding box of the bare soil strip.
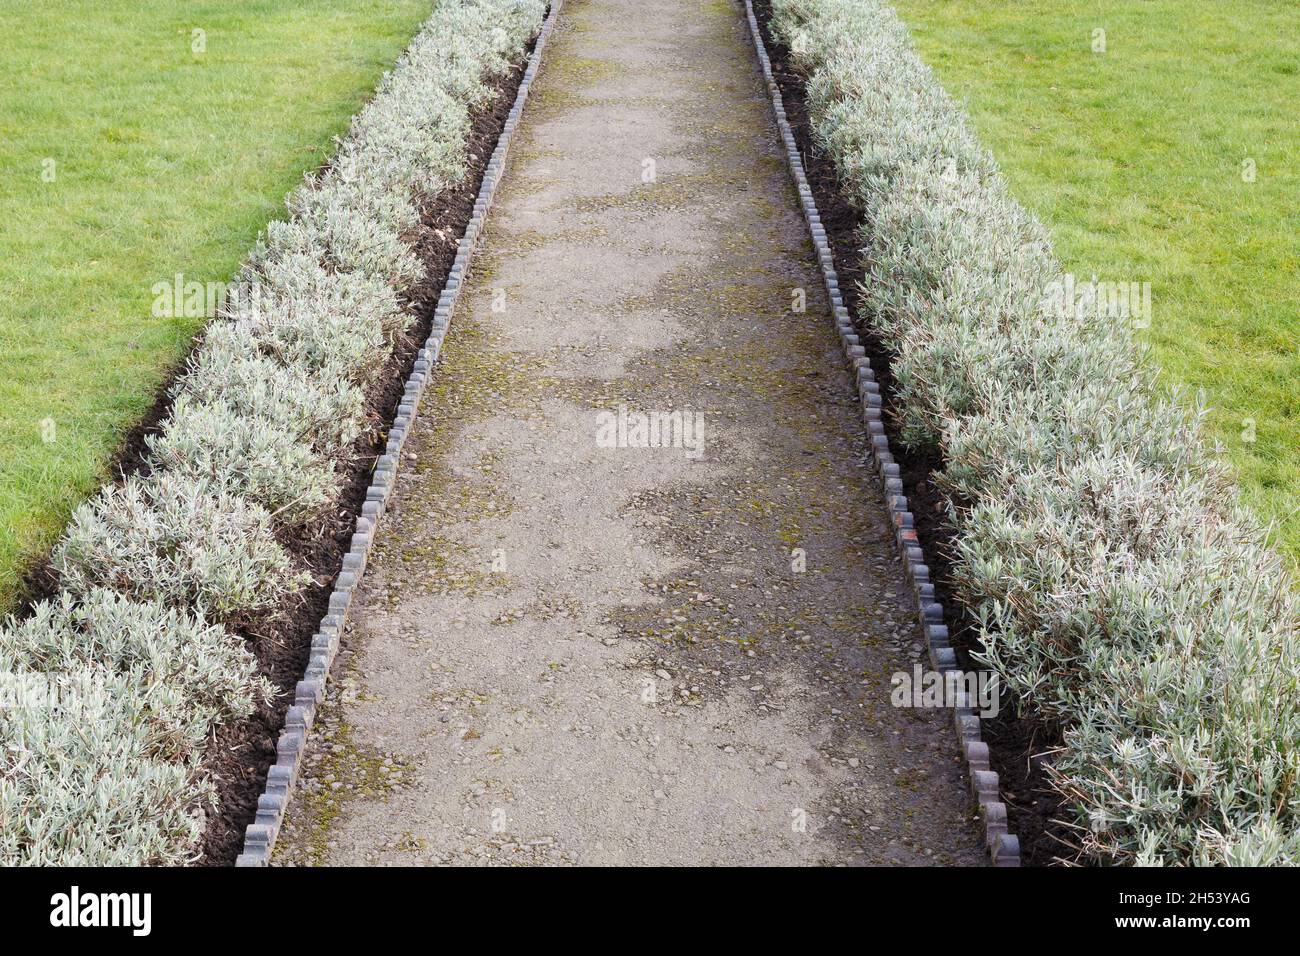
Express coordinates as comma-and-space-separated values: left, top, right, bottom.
274, 0, 980, 866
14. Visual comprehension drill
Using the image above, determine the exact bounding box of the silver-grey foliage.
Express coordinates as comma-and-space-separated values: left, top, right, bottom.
53, 473, 309, 621
0, 590, 272, 865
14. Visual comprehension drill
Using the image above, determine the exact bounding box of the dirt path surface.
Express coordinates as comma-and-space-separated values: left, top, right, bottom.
273, 0, 981, 867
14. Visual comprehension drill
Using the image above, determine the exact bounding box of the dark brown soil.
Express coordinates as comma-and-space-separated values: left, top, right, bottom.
751, 0, 1071, 866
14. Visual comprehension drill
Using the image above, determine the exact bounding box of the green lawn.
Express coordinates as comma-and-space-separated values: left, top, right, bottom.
893, 0, 1300, 564
0, 0, 431, 610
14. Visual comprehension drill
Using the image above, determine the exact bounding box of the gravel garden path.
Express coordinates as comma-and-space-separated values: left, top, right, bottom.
273, 0, 982, 866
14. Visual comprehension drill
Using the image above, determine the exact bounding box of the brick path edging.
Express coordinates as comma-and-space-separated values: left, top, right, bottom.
234, 0, 565, 867
741, 0, 1020, 867
235, 0, 1018, 867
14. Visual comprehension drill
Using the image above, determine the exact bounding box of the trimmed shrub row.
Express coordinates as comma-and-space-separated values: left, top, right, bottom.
1, 0, 547, 865
771, 0, 1300, 864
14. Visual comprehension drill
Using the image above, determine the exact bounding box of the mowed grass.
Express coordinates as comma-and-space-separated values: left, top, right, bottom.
893, 0, 1300, 563
0, 0, 430, 610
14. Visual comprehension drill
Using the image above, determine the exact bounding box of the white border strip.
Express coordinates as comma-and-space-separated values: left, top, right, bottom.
235, 0, 564, 867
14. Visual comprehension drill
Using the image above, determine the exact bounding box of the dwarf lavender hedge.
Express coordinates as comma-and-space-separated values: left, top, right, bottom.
1, 0, 547, 865
771, 0, 1300, 864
